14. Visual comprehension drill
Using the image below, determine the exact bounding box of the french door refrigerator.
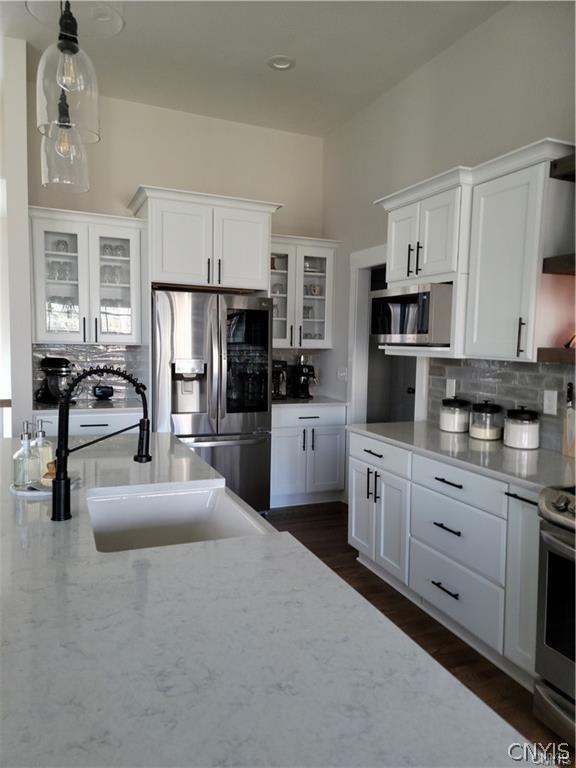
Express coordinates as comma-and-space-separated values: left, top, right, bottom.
153, 289, 272, 511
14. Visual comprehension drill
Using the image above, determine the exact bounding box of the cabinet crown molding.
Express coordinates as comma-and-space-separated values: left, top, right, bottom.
374, 167, 473, 211
29, 206, 143, 228
128, 185, 283, 216
272, 234, 341, 247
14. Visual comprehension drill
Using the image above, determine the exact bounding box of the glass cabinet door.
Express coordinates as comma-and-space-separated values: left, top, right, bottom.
270, 244, 297, 348
32, 218, 90, 343
90, 225, 141, 344
297, 246, 333, 349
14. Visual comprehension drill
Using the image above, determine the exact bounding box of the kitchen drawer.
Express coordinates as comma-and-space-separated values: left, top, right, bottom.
349, 432, 411, 479
412, 454, 507, 518
68, 412, 140, 436
272, 405, 346, 429
410, 485, 506, 585
409, 539, 504, 652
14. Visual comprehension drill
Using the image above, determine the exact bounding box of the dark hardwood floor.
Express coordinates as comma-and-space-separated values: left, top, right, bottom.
268, 502, 566, 750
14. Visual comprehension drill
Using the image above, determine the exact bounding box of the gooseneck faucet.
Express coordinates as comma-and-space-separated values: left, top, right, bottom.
52, 366, 152, 522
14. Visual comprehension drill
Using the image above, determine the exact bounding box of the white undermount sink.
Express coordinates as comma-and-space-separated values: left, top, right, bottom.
87, 485, 269, 552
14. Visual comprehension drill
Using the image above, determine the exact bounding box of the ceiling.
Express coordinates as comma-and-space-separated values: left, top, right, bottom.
1, 1, 505, 136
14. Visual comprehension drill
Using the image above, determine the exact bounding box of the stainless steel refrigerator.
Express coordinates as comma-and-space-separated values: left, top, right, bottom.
153, 289, 272, 511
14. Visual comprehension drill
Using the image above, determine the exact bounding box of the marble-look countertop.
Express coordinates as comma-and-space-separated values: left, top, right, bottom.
272, 395, 347, 407
0, 434, 522, 766
348, 421, 574, 492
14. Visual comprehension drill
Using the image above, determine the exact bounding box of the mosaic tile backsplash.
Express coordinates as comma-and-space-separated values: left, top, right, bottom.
33, 344, 149, 406
428, 358, 574, 451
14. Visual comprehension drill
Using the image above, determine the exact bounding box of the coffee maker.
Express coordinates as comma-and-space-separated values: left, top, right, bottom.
272, 361, 287, 401
35, 357, 75, 404
290, 355, 317, 400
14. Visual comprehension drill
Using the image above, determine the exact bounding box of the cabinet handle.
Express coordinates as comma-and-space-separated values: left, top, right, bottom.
207, 258, 211, 283
407, 244, 414, 277
516, 317, 526, 357
366, 467, 373, 499
434, 476, 463, 490
82, 316, 86, 342
80, 423, 110, 428
94, 318, 98, 343
363, 448, 383, 459
433, 521, 462, 537
415, 241, 422, 274
505, 491, 538, 507
290, 325, 293, 346
218, 258, 222, 284
373, 471, 380, 503
298, 416, 320, 420
299, 325, 302, 347
311, 428, 315, 451
431, 580, 459, 600
302, 429, 306, 452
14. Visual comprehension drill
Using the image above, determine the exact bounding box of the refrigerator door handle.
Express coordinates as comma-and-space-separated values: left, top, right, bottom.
208, 300, 219, 428
219, 299, 228, 423
153, 291, 173, 432
182, 436, 270, 449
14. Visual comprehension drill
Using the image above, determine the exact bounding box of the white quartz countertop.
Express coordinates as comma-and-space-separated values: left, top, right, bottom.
272, 395, 347, 407
348, 421, 574, 492
0, 434, 522, 766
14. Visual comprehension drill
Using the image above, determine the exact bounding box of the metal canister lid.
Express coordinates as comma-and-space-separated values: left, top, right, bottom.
506, 405, 539, 421
472, 400, 502, 414
441, 397, 471, 409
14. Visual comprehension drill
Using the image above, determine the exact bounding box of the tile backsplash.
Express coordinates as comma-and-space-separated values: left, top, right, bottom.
428, 358, 574, 451
33, 344, 149, 405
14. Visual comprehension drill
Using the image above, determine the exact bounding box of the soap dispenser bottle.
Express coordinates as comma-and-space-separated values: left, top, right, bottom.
32, 418, 55, 475
13, 421, 42, 488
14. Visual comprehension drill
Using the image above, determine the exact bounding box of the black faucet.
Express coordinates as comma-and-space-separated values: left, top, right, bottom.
52, 366, 152, 522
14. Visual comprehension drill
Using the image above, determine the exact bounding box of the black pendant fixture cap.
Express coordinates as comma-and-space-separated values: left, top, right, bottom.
57, 1, 79, 55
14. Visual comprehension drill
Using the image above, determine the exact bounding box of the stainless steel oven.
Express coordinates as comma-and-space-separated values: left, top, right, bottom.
370, 283, 452, 346
534, 486, 575, 745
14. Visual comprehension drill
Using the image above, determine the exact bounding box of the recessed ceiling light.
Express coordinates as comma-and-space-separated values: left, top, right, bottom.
267, 55, 295, 72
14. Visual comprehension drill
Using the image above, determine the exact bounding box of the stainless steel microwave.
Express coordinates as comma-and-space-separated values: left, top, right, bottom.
370, 283, 452, 346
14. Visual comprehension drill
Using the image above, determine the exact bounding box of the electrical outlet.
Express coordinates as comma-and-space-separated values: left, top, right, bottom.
543, 390, 558, 416
446, 379, 456, 398
337, 367, 348, 381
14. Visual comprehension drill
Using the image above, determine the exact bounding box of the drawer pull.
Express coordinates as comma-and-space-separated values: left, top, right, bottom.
364, 448, 383, 459
505, 491, 538, 507
298, 416, 320, 420
373, 471, 380, 503
80, 423, 110, 428
431, 580, 459, 600
434, 476, 463, 490
433, 521, 462, 537
366, 467, 372, 499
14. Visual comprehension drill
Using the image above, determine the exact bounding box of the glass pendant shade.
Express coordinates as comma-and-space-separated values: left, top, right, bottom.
41, 123, 89, 192
37, 41, 100, 143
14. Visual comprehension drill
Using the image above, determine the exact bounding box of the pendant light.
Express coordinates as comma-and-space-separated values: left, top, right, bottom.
36, 1, 100, 145
40, 90, 89, 192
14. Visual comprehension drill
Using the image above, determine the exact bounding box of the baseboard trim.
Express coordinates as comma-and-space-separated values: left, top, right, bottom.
270, 491, 344, 509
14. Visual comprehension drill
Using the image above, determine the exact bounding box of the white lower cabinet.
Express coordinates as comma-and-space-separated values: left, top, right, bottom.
270, 427, 307, 497
503, 487, 540, 674
306, 425, 345, 493
35, 410, 141, 437
348, 457, 410, 584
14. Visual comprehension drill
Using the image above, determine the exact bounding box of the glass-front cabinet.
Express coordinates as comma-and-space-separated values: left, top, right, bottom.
31, 209, 141, 344
270, 236, 337, 350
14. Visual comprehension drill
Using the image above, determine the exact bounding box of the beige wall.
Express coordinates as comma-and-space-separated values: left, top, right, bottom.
27, 93, 324, 236
321, 2, 575, 399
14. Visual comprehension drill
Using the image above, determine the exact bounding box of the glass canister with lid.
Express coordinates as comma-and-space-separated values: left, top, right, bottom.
503, 406, 540, 450
439, 397, 471, 433
469, 401, 503, 441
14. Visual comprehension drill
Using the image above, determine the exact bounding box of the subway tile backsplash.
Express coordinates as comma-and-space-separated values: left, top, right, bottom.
32, 344, 149, 406
428, 358, 574, 451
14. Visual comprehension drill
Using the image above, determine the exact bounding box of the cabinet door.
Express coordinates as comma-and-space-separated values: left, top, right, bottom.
271, 427, 307, 497
504, 487, 540, 674
373, 469, 410, 583
306, 426, 345, 493
90, 224, 141, 344
348, 458, 375, 558
150, 200, 212, 285
270, 243, 298, 348
465, 164, 545, 360
416, 188, 460, 277
32, 216, 90, 343
386, 203, 419, 283
295, 246, 334, 349
214, 207, 270, 290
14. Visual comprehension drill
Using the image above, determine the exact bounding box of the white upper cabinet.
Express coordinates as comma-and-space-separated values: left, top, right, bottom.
129, 187, 281, 291
31, 208, 142, 345
375, 168, 472, 286
270, 236, 338, 350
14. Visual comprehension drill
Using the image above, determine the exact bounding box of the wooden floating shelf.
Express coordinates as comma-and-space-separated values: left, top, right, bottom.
537, 347, 575, 364
542, 253, 575, 275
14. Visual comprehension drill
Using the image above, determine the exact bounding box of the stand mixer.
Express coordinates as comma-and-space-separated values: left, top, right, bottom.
291, 354, 318, 399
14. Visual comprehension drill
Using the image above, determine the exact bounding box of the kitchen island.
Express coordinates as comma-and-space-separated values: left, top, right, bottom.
1, 434, 522, 767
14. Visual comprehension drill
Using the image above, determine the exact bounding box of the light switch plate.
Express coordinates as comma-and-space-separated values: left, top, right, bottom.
337, 367, 348, 381
446, 379, 456, 398
543, 390, 558, 416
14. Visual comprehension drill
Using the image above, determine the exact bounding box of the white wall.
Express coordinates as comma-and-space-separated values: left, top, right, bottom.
27, 93, 324, 236
322, 2, 575, 400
